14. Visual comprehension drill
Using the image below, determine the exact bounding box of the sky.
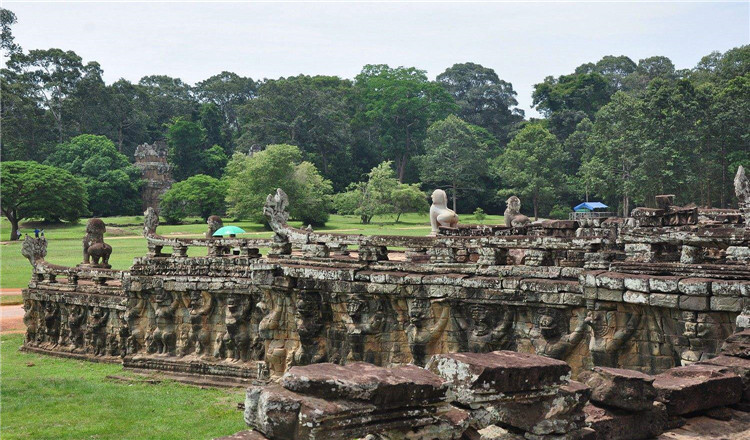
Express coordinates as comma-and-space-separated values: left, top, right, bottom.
5, 1, 750, 117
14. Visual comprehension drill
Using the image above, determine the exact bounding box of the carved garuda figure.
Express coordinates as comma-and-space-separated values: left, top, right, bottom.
65, 304, 87, 350
148, 288, 179, 355
258, 291, 288, 379
143, 207, 159, 237
504, 196, 531, 228
344, 294, 385, 363
587, 309, 642, 367
21, 235, 47, 267
123, 294, 147, 356
82, 218, 112, 268
292, 292, 327, 366
453, 303, 515, 353
218, 295, 251, 361
405, 298, 450, 366
180, 291, 214, 357
42, 302, 60, 346
533, 308, 587, 360
23, 300, 39, 344
86, 306, 109, 356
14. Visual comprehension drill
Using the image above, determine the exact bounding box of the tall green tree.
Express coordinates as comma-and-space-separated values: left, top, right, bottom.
416, 115, 492, 212
225, 144, 332, 225
44, 134, 142, 216
436, 62, 523, 143
238, 75, 355, 190
1, 161, 89, 240
354, 65, 457, 182
195, 71, 256, 133
159, 174, 228, 224
166, 118, 228, 181
492, 124, 569, 219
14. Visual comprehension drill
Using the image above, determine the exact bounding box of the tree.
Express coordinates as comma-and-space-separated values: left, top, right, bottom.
238, 75, 355, 190
199, 102, 227, 151
138, 75, 197, 140
166, 118, 227, 180
195, 71, 256, 133
5, 48, 86, 142
44, 134, 142, 216
355, 65, 457, 182
436, 62, 523, 143
492, 124, 569, 220
575, 55, 636, 91
159, 174, 228, 224
391, 184, 428, 222
1, 8, 21, 56
0, 161, 88, 240
416, 115, 491, 212
106, 79, 150, 156
225, 144, 333, 225
333, 161, 426, 224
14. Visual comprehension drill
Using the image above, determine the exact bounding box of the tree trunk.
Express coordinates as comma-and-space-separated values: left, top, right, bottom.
7, 213, 19, 241
452, 182, 457, 212
533, 193, 539, 221
397, 155, 407, 183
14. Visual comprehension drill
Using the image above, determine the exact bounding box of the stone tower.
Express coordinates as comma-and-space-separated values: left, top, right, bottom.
134, 141, 174, 212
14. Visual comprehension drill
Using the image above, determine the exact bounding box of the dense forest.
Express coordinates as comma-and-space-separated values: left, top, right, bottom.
1, 8, 749, 236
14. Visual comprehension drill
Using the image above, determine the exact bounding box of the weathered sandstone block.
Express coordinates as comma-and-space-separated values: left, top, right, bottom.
584, 402, 667, 440
653, 364, 742, 415
579, 366, 656, 412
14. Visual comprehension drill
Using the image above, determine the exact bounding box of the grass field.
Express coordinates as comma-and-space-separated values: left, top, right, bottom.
0, 213, 504, 289
0, 333, 247, 439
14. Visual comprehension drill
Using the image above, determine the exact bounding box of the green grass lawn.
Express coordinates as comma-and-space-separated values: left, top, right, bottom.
0, 334, 247, 439
0, 213, 504, 289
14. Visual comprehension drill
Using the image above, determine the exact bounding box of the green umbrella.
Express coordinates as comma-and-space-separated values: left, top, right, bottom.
212, 225, 246, 237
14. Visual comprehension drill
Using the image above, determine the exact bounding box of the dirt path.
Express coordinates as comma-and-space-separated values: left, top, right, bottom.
0, 289, 23, 296
1, 304, 25, 334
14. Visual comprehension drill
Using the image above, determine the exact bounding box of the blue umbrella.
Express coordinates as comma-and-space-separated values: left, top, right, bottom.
212, 226, 246, 237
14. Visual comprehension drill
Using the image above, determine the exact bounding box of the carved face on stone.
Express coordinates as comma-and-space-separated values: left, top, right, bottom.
155, 289, 171, 305
296, 293, 323, 338
682, 312, 713, 350
538, 310, 562, 339
347, 296, 368, 322
227, 295, 242, 313
408, 298, 430, 325
92, 306, 104, 319
588, 310, 614, 338
469, 304, 492, 334
431, 189, 447, 207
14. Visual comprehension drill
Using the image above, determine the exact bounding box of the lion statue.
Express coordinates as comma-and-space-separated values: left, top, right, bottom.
429, 189, 459, 236
504, 196, 530, 228
82, 218, 112, 268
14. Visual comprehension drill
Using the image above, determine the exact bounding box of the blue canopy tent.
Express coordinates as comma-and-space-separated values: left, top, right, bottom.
573, 202, 608, 212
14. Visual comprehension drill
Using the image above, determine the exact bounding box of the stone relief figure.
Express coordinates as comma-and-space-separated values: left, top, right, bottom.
217, 295, 252, 361
291, 292, 327, 366
405, 298, 450, 366
21, 235, 47, 267
258, 291, 289, 378
532, 308, 587, 360
148, 288, 180, 355
123, 294, 147, 355
85, 306, 109, 356
504, 196, 531, 228
428, 189, 459, 236
679, 312, 718, 365
206, 215, 224, 239
82, 218, 113, 268
453, 303, 515, 353
65, 304, 86, 350
587, 309, 642, 367
23, 300, 39, 344
343, 294, 385, 363
42, 301, 60, 346
180, 291, 214, 357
